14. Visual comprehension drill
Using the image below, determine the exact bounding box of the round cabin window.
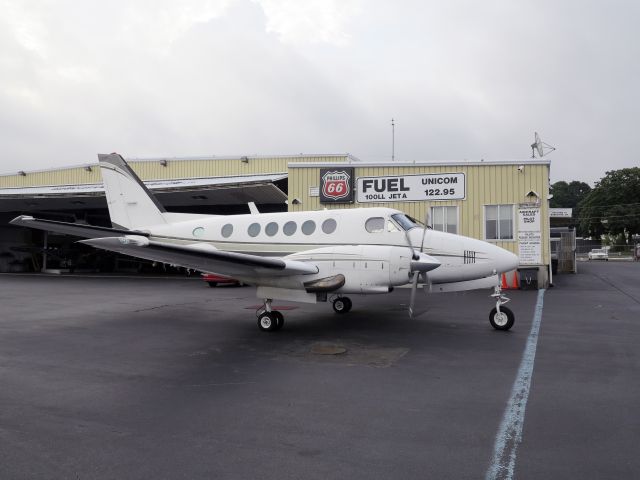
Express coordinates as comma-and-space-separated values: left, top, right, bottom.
221, 224, 233, 238
283, 221, 297, 236
301, 220, 316, 235
322, 218, 337, 234
265, 222, 278, 236
248, 223, 261, 237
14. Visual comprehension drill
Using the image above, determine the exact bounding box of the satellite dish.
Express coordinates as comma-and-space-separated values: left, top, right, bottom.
531, 132, 556, 158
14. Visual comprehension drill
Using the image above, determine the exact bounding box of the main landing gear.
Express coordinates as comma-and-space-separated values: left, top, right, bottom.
256, 296, 355, 332
256, 299, 284, 332
331, 295, 352, 314
489, 284, 515, 331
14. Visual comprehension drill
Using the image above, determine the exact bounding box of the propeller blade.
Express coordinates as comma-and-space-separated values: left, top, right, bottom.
408, 271, 419, 318
420, 209, 429, 253
403, 229, 418, 260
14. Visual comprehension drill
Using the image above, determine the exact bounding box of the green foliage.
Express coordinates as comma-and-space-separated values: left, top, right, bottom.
550, 180, 591, 209
578, 168, 640, 241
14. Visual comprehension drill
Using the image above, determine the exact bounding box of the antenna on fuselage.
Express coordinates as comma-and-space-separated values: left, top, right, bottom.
248, 202, 260, 214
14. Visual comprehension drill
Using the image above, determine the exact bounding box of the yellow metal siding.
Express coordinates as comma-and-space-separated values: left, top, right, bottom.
288, 163, 551, 265
0, 155, 348, 187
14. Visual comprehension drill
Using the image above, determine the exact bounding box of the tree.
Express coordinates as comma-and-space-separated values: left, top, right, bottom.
578, 168, 640, 242
550, 180, 591, 233
550, 180, 591, 208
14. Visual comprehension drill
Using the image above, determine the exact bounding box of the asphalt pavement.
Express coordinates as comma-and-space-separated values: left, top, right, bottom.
0, 262, 638, 479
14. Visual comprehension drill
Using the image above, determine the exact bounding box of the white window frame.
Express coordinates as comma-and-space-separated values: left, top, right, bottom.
484, 204, 515, 241
430, 205, 459, 234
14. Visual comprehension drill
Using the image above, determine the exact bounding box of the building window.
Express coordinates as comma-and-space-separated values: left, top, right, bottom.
322, 218, 337, 234
283, 221, 297, 236
221, 224, 233, 238
431, 206, 458, 234
265, 222, 278, 236
365, 217, 385, 233
301, 220, 316, 235
485, 205, 514, 240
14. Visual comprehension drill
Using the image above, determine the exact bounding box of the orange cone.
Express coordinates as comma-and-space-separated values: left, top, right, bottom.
512, 271, 520, 289
501, 273, 509, 289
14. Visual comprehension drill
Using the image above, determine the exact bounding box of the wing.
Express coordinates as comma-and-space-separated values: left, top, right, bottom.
10, 215, 318, 278
9, 215, 145, 239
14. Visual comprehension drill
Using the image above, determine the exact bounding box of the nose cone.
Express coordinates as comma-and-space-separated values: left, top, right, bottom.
492, 245, 519, 273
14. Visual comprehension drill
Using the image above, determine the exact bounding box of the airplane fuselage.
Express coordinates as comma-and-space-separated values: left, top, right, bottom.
142, 207, 517, 294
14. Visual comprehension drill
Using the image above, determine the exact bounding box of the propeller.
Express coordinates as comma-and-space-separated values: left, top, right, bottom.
404, 209, 439, 318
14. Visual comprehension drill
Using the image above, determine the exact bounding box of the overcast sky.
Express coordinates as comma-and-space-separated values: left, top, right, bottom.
1, 0, 638, 184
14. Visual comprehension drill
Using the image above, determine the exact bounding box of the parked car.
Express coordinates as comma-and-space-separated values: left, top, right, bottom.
202, 273, 245, 287
588, 248, 609, 261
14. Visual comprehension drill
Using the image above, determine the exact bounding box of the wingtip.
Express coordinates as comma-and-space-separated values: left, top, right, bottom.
9, 215, 34, 225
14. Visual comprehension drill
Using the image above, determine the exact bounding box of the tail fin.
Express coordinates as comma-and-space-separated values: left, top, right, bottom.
98, 153, 167, 230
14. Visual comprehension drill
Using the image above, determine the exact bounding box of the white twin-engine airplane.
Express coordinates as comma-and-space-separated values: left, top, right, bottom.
10, 153, 520, 332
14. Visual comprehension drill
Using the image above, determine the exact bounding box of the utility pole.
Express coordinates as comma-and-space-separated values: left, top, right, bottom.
391, 118, 395, 161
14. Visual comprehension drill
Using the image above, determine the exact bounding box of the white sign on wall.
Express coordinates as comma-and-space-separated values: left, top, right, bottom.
356, 173, 466, 203
549, 208, 572, 218
518, 207, 542, 265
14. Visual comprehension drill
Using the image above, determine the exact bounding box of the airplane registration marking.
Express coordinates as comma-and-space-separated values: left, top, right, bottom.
485, 289, 546, 480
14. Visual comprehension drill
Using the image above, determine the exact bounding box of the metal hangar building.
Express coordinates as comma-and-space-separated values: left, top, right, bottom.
0, 154, 551, 287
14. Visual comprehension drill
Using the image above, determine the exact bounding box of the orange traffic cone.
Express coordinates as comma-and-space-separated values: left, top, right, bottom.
512, 271, 520, 289
501, 273, 509, 289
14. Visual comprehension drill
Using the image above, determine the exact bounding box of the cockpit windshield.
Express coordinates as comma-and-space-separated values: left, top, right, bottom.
391, 213, 419, 231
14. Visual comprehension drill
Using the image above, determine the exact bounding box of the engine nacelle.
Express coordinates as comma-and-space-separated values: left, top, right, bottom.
286, 245, 413, 294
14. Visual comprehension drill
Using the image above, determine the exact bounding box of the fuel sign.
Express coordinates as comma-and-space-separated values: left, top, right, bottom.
356, 173, 465, 203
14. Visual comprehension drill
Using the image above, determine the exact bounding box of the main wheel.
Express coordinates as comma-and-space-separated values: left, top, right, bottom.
489, 306, 515, 331
273, 311, 284, 331
332, 297, 352, 314
258, 312, 278, 332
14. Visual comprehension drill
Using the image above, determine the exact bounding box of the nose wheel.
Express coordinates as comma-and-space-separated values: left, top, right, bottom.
489, 284, 515, 331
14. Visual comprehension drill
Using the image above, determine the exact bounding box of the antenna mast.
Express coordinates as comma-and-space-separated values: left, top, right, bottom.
391, 118, 395, 161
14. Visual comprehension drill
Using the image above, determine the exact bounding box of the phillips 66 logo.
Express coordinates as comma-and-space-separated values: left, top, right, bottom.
320, 168, 354, 203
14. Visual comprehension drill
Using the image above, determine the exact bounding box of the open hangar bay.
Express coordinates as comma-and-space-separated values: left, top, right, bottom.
1, 261, 639, 479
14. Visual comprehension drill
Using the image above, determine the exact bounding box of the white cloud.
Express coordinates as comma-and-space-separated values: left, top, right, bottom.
255, 0, 362, 46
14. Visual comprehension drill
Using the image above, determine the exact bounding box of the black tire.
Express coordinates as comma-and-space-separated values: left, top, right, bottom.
489, 306, 515, 331
207, 282, 217, 287
332, 297, 352, 314
273, 311, 284, 331
258, 312, 278, 332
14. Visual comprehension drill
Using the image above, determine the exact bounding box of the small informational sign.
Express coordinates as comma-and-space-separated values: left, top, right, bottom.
319, 168, 354, 203
356, 173, 465, 203
518, 207, 542, 265
309, 186, 319, 197
549, 208, 572, 218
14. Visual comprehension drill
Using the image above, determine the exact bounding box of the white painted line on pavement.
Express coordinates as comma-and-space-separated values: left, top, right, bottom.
485, 289, 546, 480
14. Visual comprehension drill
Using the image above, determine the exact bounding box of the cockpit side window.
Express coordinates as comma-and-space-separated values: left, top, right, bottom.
391, 213, 418, 231
365, 217, 385, 233
387, 219, 401, 232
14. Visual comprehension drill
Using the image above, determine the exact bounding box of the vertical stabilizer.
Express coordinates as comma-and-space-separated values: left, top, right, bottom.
98, 153, 167, 229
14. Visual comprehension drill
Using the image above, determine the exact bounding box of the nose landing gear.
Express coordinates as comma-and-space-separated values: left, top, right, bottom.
489, 284, 515, 330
